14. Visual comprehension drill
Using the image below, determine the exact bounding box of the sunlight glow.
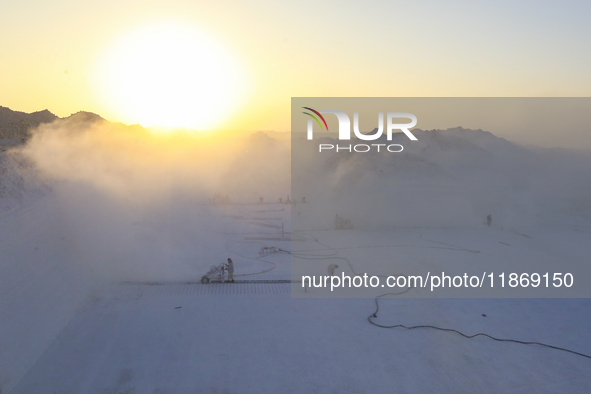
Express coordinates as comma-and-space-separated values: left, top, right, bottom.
95, 22, 248, 130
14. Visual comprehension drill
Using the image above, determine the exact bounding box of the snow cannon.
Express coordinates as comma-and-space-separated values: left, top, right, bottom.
201, 263, 228, 284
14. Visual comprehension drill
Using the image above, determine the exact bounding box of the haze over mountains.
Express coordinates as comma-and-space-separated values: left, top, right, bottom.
0, 105, 590, 393
0, 108, 108, 208
0, 106, 293, 211
293, 127, 591, 230
0, 106, 108, 148
0, 105, 590, 232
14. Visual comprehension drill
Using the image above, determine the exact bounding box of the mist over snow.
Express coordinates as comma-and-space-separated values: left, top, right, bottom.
1, 106, 591, 392
1, 113, 290, 281
0, 111, 588, 284
1, 109, 589, 284
292, 127, 591, 231
0, 109, 293, 389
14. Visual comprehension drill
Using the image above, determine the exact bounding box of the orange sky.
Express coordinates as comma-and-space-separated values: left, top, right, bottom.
0, 0, 590, 132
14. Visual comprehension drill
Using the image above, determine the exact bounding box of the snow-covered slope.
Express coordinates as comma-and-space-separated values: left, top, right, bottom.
292, 128, 591, 229
1, 107, 590, 392
0, 108, 109, 211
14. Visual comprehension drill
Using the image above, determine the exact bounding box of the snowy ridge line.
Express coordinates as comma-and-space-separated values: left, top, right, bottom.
108, 282, 291, 296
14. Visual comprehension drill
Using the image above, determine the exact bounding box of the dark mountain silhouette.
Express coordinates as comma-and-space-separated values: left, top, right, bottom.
0, 106, 104, 148
0, 106, 58, 145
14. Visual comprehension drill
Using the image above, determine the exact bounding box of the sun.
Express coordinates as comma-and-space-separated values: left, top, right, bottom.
95, 22, 248, 130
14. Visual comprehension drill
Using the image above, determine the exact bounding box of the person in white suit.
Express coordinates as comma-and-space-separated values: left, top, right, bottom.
227, 258, 234, 282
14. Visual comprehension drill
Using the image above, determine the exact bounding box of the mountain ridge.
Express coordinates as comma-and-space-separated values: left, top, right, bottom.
0, 106, 108, 148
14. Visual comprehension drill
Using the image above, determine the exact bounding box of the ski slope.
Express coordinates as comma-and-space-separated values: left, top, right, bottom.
2, 199, 591, 393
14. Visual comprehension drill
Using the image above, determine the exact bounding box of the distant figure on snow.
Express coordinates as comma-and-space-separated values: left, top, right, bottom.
226, 258, 234, 282
328, 264, 339, 276
259, 197, 263, 204
487, 214, 492, 227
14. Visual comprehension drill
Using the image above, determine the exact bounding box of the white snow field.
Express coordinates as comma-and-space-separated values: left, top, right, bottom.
1, 198, 591, 393
1, 115, 591, 392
